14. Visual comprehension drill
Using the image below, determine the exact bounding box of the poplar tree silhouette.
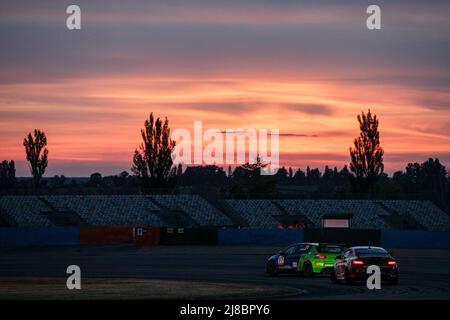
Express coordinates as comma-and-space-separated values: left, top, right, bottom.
23, 129, 48, 188
132, 113, 176, 187
349, 110, 384, 193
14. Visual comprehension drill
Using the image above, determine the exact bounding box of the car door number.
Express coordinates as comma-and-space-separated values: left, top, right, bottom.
278, 256, 285, 266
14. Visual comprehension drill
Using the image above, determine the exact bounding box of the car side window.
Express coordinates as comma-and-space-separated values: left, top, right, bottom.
284, 246, 296, 255
343, 249, 351, 259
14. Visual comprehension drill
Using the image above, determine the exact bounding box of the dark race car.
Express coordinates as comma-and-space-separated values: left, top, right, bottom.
331, 246, 398, 284
266, 243, 310, 276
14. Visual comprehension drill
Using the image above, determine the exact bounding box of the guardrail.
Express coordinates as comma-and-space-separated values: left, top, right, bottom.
1, 227, 450, 249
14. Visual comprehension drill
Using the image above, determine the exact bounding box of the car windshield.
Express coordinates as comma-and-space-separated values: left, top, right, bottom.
354, 248, 388, 255
318, 245, 342, 253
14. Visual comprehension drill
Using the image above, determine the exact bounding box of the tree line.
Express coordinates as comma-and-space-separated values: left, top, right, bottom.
1, 110, 449, 213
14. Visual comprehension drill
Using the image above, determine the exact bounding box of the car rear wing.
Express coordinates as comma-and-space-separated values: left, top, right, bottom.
318, 243, 348, 252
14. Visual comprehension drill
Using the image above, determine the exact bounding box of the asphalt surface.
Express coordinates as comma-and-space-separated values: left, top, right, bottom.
1, 245, 449, 299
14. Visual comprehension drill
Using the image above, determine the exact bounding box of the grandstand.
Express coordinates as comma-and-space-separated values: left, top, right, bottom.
152, 195, 233, 226
0, 195, 449, 231
273, 200, 391, 230
380, 200, 450, 231
44, 195, 163, 227
0, 196, 53, 227
226, 200, 280, 228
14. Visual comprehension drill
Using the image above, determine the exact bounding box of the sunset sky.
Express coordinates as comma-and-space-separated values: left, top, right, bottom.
1, 0, 449, 176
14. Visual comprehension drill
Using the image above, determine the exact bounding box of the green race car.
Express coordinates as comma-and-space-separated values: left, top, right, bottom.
297, 243, 344, 276
266, 242, 345, 277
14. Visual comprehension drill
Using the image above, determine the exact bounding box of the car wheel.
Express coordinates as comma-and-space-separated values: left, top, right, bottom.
266, 262, 279, 277
344, 269, 354, 284
303, 262, 313, 277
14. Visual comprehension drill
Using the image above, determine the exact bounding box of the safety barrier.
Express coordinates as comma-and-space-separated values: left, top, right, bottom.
0, 227, 79, 247
381, 230, 450, 249
79, 227, 133, 245
1, 227, 449, 248
133, 227, 160, 245
218, 229, 303, 245
160, 228, 218, 245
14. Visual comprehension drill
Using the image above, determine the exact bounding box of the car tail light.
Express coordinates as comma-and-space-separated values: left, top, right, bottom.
352, 259, 364, 266
315, 254, 326, 259
388, 260, 397, 266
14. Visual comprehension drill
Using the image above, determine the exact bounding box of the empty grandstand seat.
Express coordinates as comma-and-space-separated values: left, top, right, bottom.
152, 195, 233, 226
0, 196, 53, 227
2, 196, 449, 230
226, 200, 281, 228
381, 200, 450, 231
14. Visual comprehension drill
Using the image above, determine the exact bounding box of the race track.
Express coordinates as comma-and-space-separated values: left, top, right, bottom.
1, 245, 449, 299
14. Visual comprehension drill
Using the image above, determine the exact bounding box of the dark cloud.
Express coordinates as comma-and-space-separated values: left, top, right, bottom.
0, 0, 449, 89
218, 131, 318, 137
278, 133, 319, 137
284, 103, 334, 115
0, 109, 134, 123
157, 101, 334, 116
415, 97, 450, 111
